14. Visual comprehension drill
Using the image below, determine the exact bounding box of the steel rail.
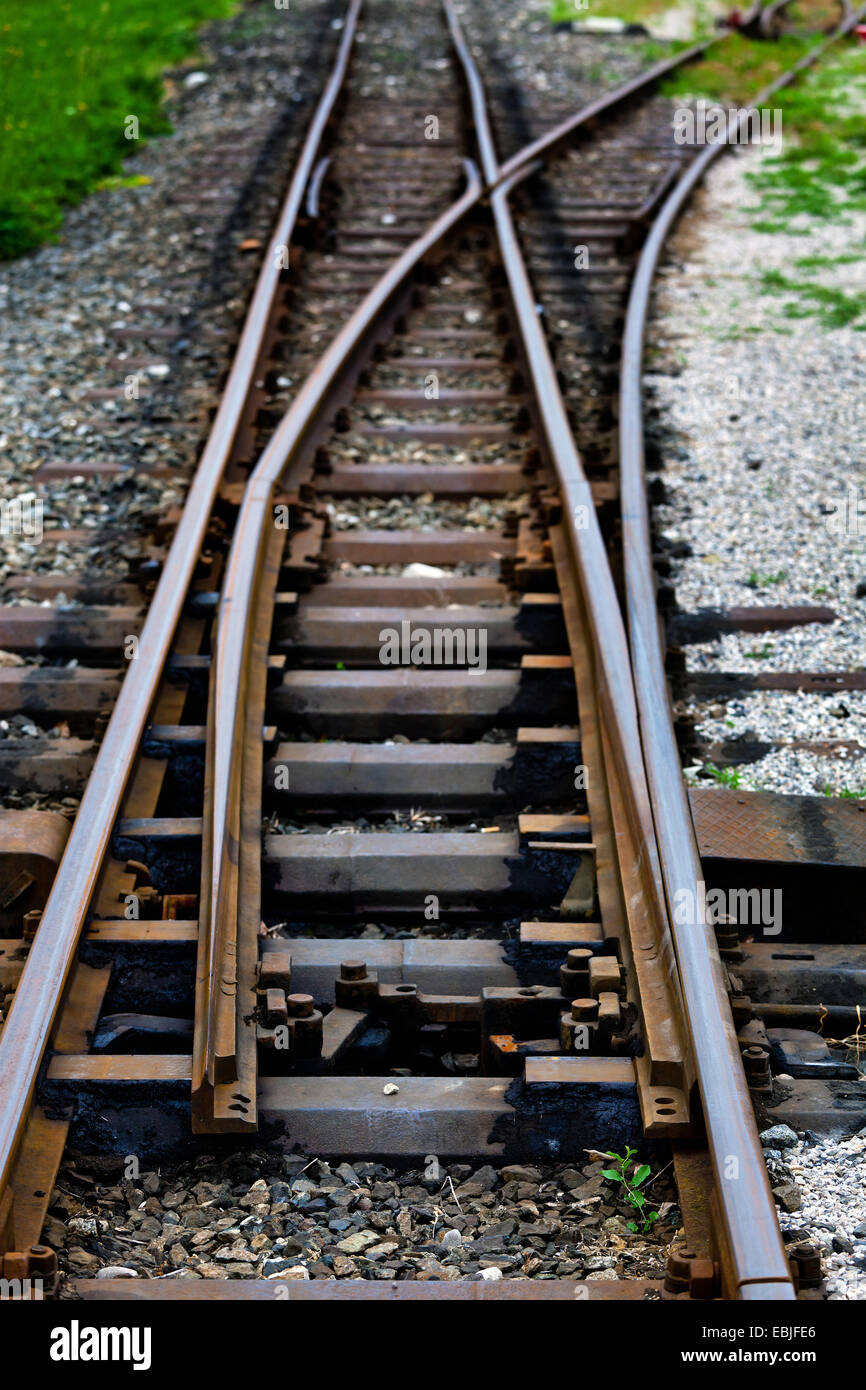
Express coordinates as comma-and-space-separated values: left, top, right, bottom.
0, 0, 709, 1172
192, 160, 488, 1121
0, 0, 838, 1241
193, 16, 731, 1125
493, 34, 725, 187
443, 0, 802, 1299
444, 0, 694, 1107
618, 3, 866, 1300
0, 0, 364, 1216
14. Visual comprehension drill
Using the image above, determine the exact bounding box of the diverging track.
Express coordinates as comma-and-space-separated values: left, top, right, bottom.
0, 0, 862, 1301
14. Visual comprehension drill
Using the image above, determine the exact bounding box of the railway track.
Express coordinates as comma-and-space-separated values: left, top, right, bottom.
0, 0, 863, 1304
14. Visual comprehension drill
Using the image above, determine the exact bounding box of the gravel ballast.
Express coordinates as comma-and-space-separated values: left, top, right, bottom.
647, 142, 866, 798
649, 99, 866, 1300
49, 1151, 679, 1291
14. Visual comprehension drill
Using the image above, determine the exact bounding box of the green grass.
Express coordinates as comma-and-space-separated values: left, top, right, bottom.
744, 644, 774, 660
662, 39, 866, 332
760, 269, 866, 330
659, 32, 813, 105
747, 567, 788, 588
744, 47, 866, 223
0, 0, 238, 259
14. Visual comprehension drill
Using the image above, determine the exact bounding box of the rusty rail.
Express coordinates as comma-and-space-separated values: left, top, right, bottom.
443, 0, 801, 1300
194, 8, 739, 1130
191, 163, 487, 1126
0, 0, 364, 1216
191, 0, 366, 1126
0, 0, 845, 1286
618, 1, 866, 1299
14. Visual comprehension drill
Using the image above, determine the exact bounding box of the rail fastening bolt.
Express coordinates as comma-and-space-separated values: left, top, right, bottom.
571, 998, 598, 1022
286, 993, 315, 1018
340, 960, 367, 980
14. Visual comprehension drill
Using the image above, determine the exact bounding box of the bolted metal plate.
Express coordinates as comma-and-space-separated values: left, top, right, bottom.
689, 788, 866, 869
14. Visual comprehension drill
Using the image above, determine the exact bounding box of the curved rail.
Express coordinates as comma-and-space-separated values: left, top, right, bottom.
193, 11, 731, 1125
0, 0, 364, 1216
618, 4, 866, 1296
0, 0, 842, 1273
443, 0, 797, 1300
494, 33, 724, 186
759, 0, 852, 37
192, 159, 487, 1122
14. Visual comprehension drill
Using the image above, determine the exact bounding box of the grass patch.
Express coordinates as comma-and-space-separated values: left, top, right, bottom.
548, 0, 702, 29
823, 783, 866, 799
0, 0, 238, 259
659, 32, 813, 105
744, 644, 774, 660
760, 267, 866, 329
747, 567, 788, 587
750, 44, 866, 327
663, 39, 866, 332
742, 44, 866, 266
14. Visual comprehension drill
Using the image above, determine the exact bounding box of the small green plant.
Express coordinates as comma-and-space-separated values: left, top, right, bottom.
747, 568, 787, 588
745, 644, 774, 660
705, 762, 742, 788
823, 783, 866, 800
600, 1147, 659, 1234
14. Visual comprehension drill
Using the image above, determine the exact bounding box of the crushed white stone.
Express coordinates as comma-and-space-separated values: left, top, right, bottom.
648, 139, 866, 798
780, 1132, 866, 1301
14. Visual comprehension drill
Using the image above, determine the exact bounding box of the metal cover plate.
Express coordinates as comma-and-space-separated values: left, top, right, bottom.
689, 788, 866, 869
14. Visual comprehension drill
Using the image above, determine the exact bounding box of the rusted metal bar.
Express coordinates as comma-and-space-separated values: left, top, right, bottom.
618, 5, 866, 1300
443, 0, 818, 1301
445, 0, 693, 1107
193, 172, 486, 1126
0, 0, 365, 1215
494, 36, 725, 185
